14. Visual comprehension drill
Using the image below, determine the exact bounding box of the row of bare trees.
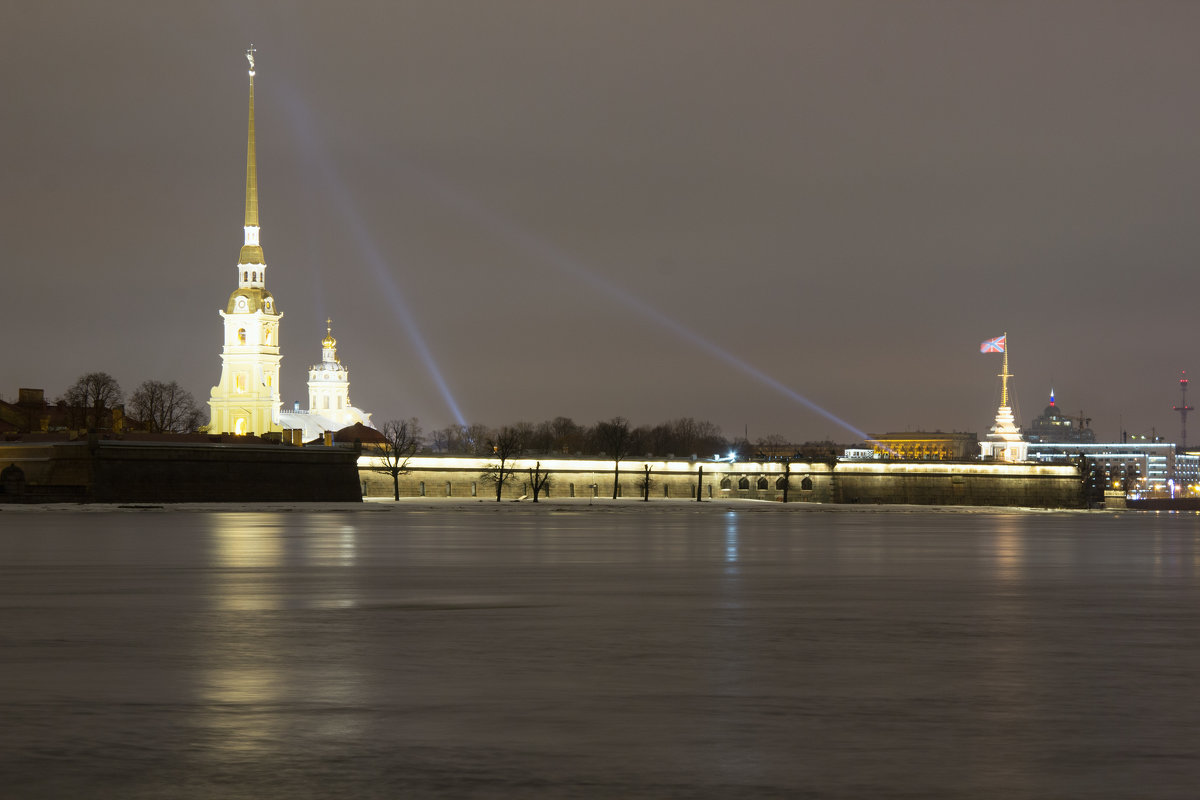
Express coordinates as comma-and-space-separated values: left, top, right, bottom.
58, 372, 204, 433
426, 416, 730, 460
374, 416, 791, 503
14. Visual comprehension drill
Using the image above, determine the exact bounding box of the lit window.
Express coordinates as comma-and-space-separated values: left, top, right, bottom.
238, 328, 246, 345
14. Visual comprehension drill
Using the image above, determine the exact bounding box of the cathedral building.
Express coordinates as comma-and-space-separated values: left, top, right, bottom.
208, 48, 373, 440
208, 47, 282, 436
277, 321, 374, 441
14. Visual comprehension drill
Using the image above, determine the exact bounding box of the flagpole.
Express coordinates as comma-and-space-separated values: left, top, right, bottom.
1000, 331, 1010, 408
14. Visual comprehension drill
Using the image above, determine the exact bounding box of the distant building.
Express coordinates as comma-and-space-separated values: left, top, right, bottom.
1026, 441, 1199, 497
1022, 389, 1095, 444
867, 432, 979, 460
1, 388, 131, 436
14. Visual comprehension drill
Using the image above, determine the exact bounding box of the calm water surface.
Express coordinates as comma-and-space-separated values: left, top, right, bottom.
2, 505, 1199, 798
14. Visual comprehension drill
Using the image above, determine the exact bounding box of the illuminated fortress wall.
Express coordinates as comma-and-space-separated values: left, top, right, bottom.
357, 456, 1084, 508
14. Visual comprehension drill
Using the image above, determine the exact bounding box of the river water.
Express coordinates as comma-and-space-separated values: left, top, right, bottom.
1, 502, 1198, 798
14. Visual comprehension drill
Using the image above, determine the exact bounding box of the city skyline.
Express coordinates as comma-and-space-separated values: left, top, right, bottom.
5, 2, 1200, 442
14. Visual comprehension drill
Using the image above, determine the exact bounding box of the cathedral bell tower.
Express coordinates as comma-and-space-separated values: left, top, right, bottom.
208, 46, 283, 435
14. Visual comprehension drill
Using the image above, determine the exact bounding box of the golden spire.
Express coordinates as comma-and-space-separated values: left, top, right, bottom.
238, 44, 264, 266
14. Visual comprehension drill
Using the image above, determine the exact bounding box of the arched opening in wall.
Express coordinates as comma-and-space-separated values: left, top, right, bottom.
663, 484, 670, 497
720, 477, 732, 490
419, 481, 425, 497
708, 485, 713, 498
234, 418, 246, 435
776, 476, 788, 489
445, 482, 452, 497
738, 477, 750, 490
756, 477, 769, 490
243, 271, 248, 282
471, 481, 477, 497
323, 397, 330, 409
252, 271, 257, 282
235, 374, 246, 393
238, 329, 246, 345
569, 483, 575, 497
801, 477, 813, 491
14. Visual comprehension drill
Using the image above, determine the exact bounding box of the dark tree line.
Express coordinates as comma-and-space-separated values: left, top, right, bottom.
426, 416, 732, 460
57, 372, 204, 433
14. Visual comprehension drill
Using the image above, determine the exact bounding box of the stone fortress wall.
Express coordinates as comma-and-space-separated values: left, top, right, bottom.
358, 455, 1085, 508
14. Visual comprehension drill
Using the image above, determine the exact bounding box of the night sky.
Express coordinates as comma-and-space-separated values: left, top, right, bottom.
5, 2, 1200, 443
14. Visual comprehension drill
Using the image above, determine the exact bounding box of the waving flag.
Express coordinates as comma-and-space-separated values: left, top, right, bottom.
980, 335, 1006, 353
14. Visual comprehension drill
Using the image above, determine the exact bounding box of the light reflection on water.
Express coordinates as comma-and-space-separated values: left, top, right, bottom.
2, 508, 1200, 798
195, 514, 369, 764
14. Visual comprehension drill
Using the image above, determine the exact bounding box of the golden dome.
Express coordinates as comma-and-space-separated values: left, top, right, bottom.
322, 319, 336, 349
225, 287, 277, 314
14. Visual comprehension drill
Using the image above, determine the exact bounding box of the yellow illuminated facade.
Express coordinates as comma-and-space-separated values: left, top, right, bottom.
209, 46, 283, 436
868, 432, 978, 460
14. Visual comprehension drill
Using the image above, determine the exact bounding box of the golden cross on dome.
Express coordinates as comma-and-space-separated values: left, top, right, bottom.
246, 44, 256, 71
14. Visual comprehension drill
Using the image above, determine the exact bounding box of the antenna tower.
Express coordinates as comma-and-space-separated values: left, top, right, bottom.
1173, 370, 1193, 452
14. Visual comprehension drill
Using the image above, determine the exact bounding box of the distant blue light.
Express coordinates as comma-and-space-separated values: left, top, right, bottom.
385, 160, 873, 442
275, 84, 466, 426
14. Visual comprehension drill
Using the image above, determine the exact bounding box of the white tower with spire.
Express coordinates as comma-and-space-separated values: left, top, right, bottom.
309, 320, 353, 415
277, 320, 374, 440
208, 46, 283, 435
979, 332, 1028, 462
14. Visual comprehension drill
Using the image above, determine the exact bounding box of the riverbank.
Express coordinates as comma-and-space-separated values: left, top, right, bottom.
0, 497, 1115, 514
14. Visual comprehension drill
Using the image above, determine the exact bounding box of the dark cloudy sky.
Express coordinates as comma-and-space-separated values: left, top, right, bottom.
5, 2, 1200, 443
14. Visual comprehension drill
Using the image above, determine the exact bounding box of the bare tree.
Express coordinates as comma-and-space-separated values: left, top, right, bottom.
595, 416, 633, 499
481, 426, 525, 501
528, 460, 552, 502
464, 423, 494, 455
637, 463, 654, 501
372, 418, 423, 500
128, 380, 203, 433
549, 416, 585, 454
61, 372, 123, 431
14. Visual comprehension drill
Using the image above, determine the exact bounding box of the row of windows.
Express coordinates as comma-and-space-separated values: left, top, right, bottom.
407, 478, 814, 497
310, 395, 345, 410
720, 476, 815, 490
236, 327, 275, 345
234, 373, 273, 393
243, 270, 261, 282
